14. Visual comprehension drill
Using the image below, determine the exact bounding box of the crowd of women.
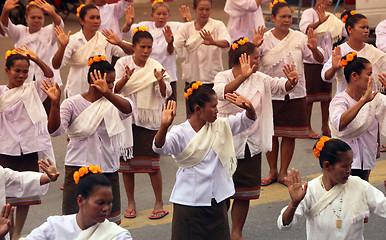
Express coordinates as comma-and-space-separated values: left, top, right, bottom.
0, 0, 385, 239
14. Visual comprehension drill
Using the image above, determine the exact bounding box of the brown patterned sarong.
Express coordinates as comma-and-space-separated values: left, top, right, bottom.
304, 63, 332, 103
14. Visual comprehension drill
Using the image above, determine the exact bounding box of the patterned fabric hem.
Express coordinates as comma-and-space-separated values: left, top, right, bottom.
231, 187, 261, 200
6, 196, 41, 206
108, 210, 122, 225
306, 93, 332, 103
274, 127, 308, 138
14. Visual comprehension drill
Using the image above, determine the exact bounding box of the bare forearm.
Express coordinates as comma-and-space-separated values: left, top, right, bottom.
224, 75, 246, 95
40, 174, 51, 185
48, 101, 61, 134
167, 42, 174, 54
282, 201, 298, 226
0, 11, 9, 27
104, 91, 132, 114
114, 76, 128, 93
325, 67, 338, 80
122, 23, 132, 33
339, 99, 366, 130
311, 48, 324, 63
306, 21, 321, 32
33, 57, 54, 78
52, 45, 66, 69
213, 40, 229, 48
50, 11, 62, 26
154, 124, 168, 148
158, 80, 167, 98
117, 41, 134, 55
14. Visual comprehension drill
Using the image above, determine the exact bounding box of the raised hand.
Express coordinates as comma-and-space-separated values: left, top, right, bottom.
286, 168, 308, 205
40, 78, 61, 103
179, 5, 191, 22
154, 68, 166, 82
125, 65, 135, 80
225, 91, 254, 112
253, 25, 265, 47
306, 28, 318, 51
162, 25, 174, 44
240, 53, 257, 78
35, 0, 55, 15
38, 158, 60, 182
161, 100, 176, 127
331, 46, 342, 70
316, 4, 329, 24
377, 73, 386, 89
125, 6, 135, 27
200, 29, 215, 45
101, 28, 121, 45
361, 76, 378, 103
90, 70, 110, 95
54, 25, 71, 47
14, 45, 38, 61
2, 0, 19, 13
0, 204, 14, 239
283, 64, 299, 88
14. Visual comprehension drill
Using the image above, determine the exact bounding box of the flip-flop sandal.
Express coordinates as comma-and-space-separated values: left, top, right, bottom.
277, 179, 288, 187
149, 210, 169, 220
379, 145, 386, 152
322, 130, 331, 138
261, 178, 277, 186
307, 132, 321, 139
124, 209, 136, 218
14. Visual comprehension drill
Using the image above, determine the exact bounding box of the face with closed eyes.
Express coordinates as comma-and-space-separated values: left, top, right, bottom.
78, 186, 113, 224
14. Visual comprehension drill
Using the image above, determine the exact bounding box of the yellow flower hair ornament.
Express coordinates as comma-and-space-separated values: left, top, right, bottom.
340, 52, 357, 67
133, 26, 149, 35
184, 81, 202, 99
232, 37, 249, 50
5, 49, 17, 60
313, 136, 331, 158
26, 1, 37, 8
342, 10, 356, 23
76, 4, 85, 18
88, 55, 107, 66
152, 0, 164, 7
73, 165, 102, 184
270, 0, 287, 10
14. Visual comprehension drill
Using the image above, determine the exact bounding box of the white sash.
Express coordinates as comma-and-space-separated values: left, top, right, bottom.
0, 82, 47, 136
69, 31, 108, 67
67, 97, 132, 157
174, 118, 237, 179
314, 12, 343, 44
76, 219, 128, 240
121, 57, 170, 125
185, 18, 217, 53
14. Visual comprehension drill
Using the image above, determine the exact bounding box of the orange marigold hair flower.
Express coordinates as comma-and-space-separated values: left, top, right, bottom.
27, 1, 37, 8
152, 0, 163, 7
133, 26, 149, 35
340, 52, 357, 67
76, 4, 85, 18
313, 136, 331, 158
88, 55, 107, 66
342, 10, 356, 23
73, 165, 103, 184
232, 37, 249, 50
232, 43, 239, 50
270, 0, 287, 10
184, 81, 202, 99
5, 49, 17, 60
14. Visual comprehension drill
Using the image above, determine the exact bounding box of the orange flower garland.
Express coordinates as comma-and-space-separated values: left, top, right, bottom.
342, 10, 356, 23
133, 26, 149, 35
231, 37, 249, 50
152, 0, 163, 7
76, 4, 85, 18
270, 0, 287, 10
184, 81, 202, 99
340, 52, 357, 67
4, 49, 17, 60
26, 1, 36, 8
73, 165, 102, 184
313, 136, 330, 158
88, 55, 107, 66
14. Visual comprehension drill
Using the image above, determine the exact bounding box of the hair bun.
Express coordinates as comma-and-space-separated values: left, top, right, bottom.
184, 81, 202, 99
342, 10, 356, 23
88, 55, 107, 66
313, 136, 331, 158
5, 49, 17, 60
340, 52, 357, 67
232, 37, 249, 50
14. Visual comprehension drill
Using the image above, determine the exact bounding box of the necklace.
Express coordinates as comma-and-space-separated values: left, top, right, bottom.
320, 177, 343, 228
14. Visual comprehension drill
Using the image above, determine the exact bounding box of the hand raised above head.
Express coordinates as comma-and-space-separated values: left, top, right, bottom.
90, 70, 110, 95
253, 25, 265, 47
14, 45, 38, 61
179, 5, 191, 22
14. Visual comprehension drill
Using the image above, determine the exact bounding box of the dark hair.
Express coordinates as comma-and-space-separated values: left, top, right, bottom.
87, 57, 115, 84
272, 2, 290, 17
132, 30, 153, 45
343, 55, 370, 83
6, 54, 30, 69
193, 0, 212, 9
315, 138, 352, 168
228, 38, 256, 68
185, 82, 216, 113
340, 10, 367, 36
79, 4, 98, 21
152, 2, 169, 13
76, 173, 111, 199
26, 3, 43, 15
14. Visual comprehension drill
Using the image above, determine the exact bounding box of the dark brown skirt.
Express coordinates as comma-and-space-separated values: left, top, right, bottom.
231, 145, 261, 200
119, 124, 160, 173
272, 96, 308, 138
172, 199, 230, 240
0, 153, 41, 206
304, 63, 332, 103
62, 166, 121, 224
